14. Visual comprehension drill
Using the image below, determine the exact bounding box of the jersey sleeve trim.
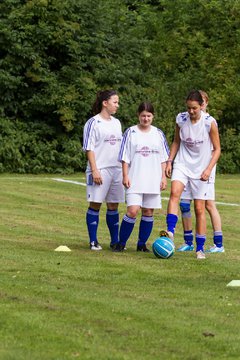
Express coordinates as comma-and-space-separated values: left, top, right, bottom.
83, 117, 96, 151
118, 127, 131, 162
157, 128, 170, 157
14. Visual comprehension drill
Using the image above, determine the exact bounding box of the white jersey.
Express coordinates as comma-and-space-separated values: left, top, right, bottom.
118, 125, 169, 194
174, 111, 216, 180
83, 114, 122, 171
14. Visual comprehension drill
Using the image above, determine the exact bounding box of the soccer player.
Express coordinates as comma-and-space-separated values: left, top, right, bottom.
83, 90, 125, 250
161, 90, 221, 259
114, 102, 169, 252
178, 91, 224, 253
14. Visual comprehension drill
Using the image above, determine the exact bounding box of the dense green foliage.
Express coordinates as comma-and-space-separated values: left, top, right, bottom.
0, 0, 240, 173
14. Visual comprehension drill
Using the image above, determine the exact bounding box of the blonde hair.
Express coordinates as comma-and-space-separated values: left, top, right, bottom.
199, 90, 209, 103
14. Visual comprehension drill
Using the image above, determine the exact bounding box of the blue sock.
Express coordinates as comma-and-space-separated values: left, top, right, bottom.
184, 230, 193, 245
137, 216, 154, 247
106, 210, 119, 245
166, 213, 178, 234
86, 208, 99, 243
213, 231, 223, 248
119, 215, 136, 246
196, 233, 206, 252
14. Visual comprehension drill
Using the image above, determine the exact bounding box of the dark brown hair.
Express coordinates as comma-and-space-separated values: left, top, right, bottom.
92, 90, 117, 115
137, 101, 154, 115
186, 90, 204, 105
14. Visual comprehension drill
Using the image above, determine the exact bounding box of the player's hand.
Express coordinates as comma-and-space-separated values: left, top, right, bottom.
123, 175, 131, 188
200, 168, 210, 182
165, 162, 172, 179
160, 177, 167, 190
92, 169, 103, 185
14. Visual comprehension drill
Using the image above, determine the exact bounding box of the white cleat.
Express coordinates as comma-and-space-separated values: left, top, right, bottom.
206, 245, 225, 253
90, 241, 102, 251
196, 250, 206, 259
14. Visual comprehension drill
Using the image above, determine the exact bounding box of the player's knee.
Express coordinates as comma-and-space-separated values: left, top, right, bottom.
194, 204, 205, 217
205, 201, 215, 213
127, 208, 139, 218
180, 201, 191, 218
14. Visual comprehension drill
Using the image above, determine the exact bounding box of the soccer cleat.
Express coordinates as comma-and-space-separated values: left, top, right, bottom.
137, 244, 151, 253
112, 243, 125, 252
110, 243, 118, 250
206, 245, 225, 253
196, 250, 206, 259
111, 243, 127, 251
159, 230, 174, 242
177, 243, 194, 252
90, 241, 102, 251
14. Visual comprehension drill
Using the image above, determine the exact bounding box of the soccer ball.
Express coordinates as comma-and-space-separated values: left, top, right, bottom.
152, 236, 175, 259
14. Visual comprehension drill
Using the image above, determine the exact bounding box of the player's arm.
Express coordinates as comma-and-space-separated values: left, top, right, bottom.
201, 122, 221, 181
161, 162, 167, 190
166, 125, 180, 178
86, 150, 102, 185
122, 161, 131, 188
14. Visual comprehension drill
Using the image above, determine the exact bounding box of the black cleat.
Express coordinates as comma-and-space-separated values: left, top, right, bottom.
112, 243, 125, 252
159, 230, 169, 238
110, 243, 118, 250
137, 244, 151, 253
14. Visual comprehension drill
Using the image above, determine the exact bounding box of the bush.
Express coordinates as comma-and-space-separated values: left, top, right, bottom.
218, 128, 240, 174
0, 117, 86, 173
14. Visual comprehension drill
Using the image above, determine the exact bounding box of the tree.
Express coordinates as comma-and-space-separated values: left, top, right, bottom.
0, 0, 239, 173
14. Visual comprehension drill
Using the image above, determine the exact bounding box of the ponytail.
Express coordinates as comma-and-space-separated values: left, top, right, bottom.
92, 90, 117, 115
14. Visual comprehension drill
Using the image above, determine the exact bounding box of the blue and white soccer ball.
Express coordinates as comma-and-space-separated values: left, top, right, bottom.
152, 236, 175, 259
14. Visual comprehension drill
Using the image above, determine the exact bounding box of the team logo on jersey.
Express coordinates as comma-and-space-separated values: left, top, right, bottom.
185, 138, 194, 147
104, 135, 121, 145
184, 138, 203, 149
137, 146, 151, 157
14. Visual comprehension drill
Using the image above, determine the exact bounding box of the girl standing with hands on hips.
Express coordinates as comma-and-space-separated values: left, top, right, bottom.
114, 102, 169, 252
83, 90, 125, 250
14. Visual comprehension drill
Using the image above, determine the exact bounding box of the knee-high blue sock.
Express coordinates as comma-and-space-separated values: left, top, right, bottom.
196, 233, 206, 252
166, 214, 178, 234
106, 209, 119, 245
86, 208, 99, 243
137, 216, 154, 247
119, 215, 136, 246
184, 230, 193, 245
213, 231, 223, 248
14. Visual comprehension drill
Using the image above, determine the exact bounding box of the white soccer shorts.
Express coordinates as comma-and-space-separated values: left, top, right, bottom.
86, 167, 125, 203
180, 181, 192, 200
126, 193, 162, 209
171, 168, 215, 200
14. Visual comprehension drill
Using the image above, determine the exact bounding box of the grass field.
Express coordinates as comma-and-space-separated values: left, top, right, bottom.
0, 173, 240, 360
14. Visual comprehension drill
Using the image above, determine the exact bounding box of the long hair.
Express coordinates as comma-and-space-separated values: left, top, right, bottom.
92, 90, 117, 115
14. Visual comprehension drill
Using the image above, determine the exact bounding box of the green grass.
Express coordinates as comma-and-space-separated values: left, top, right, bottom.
0, 173, 240, 360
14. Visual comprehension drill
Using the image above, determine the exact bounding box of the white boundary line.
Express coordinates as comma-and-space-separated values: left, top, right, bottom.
52, 178, 86, 186
52, 178, 240, 207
